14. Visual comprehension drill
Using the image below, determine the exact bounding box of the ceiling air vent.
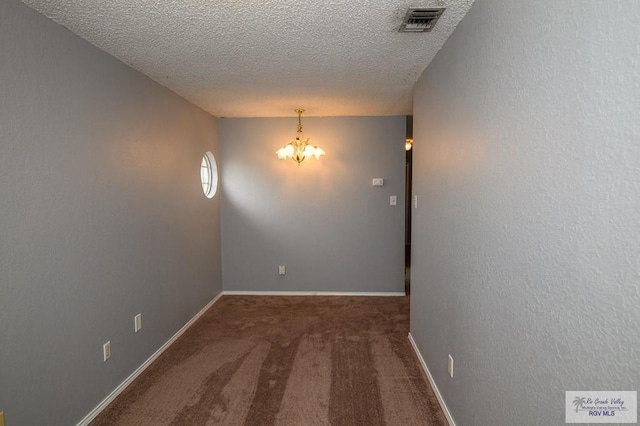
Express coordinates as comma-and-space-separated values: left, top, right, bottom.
399, 7, 446, 32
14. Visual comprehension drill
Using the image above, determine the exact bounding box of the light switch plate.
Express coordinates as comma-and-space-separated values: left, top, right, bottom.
278, 265, 286, 275
390, 195, 397, 206
372, 178, 384, 187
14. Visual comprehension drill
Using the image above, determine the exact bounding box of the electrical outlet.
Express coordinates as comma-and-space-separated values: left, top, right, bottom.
448, 354, 454, 378
390, 195, 397, 206
134, 314, 142, 332
103, 341, 111, 362
278, 265, 286, 275
413, 195, 418, 209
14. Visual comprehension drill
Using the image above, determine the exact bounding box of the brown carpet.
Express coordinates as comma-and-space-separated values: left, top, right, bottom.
91, 296, 447, 426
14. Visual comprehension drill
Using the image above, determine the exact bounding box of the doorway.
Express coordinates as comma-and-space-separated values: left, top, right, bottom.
405, 116, 413, 295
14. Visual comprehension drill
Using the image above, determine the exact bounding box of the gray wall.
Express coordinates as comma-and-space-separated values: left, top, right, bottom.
219, 116, 405, 293
0, 1, 222, 424
410, 1, 640, 425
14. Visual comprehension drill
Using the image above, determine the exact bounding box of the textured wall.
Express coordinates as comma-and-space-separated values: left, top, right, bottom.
0, 1, 222, 424
219, 116, 405, 293
410, 1, 640, 425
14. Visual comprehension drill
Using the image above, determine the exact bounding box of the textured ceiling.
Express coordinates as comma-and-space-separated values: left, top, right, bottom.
20, 0, 475, 117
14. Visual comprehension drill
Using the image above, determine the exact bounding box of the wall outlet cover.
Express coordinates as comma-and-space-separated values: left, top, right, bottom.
134, 314, 142, 332
103, 341, 111, 362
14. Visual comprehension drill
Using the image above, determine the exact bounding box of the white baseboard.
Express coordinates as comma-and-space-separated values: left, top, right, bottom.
76, 292, 224, 426
408, 332, 456, 426
222, 291, 406, 296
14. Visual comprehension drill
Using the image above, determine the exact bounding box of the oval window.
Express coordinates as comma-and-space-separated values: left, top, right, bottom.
200, 151, 218, 198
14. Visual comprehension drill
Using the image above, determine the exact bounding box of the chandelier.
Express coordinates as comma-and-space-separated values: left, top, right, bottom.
276, 109, 325, 165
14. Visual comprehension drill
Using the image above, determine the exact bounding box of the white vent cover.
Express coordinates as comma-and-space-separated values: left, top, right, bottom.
399, 7, 446, 32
